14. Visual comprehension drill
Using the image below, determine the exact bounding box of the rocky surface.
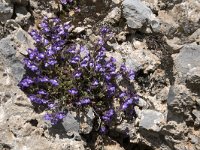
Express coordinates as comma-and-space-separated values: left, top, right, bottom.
0, 0, 200, 150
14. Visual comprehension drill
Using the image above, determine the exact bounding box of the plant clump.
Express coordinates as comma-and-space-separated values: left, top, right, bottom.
18, 16, 138, 132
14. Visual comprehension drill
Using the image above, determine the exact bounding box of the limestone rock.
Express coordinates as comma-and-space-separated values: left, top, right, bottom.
122, 0, 157, 29
0, 28, 34, 81
139, 109, 165, 132
0, 1, 13, 22
125, 49, 161, 73
103, 7, 121, 25
173, 45, 200, 82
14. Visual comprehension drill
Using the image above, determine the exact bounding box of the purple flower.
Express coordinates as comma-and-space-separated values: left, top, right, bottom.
74, 71, 82, 78
120, 64, 127, 72
50, 79, 59, 86
70, 56, 80, 64
19, 77, 34, 88
128, 70, 135, 80
48, 103, 56, 109
44, 113, 52, 121
28, 64, 38, 71
48, 59, 57, 66
60, 0, 73, 4
100, 27, 109, 34
122, 102, 129, 110
100, 126, 107, 133
80, 60, 88, 67
29, 95, 45, 104
39, 76, 49, 82
56, 112, 65, 119
67, 46, 76, 53
68, 88, 78, 95
97, 39, 104, 46
102, 116, 110, 121
105, 109, 114, 117
126, 98, 133, 104
92, 80, 99, 86
119, 92, 126, 98
38, 90, 48, 95
78, 98, 91, 105
38, 53, 45, 59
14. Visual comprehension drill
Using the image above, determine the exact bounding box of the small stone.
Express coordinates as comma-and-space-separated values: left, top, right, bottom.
125, 49, 160, 73
0, 2, 13, 22
139, 109, 165, 132
73, 27, 85, 34
173, 45, 200, 82
103, 7, 121, 25
122, 0, 154, 29
62, 112, 79, 133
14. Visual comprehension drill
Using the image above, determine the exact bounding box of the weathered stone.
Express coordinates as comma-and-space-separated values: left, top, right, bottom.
192, 110, 200, 127
187, 67, 200, 85
0, 28, 34, 81
139, 109, 165, 132
103, 7, 121, 25
173, 45, 200, 82
15, 6, 31, 26
125, 49, 160, 73
11, 0, 29, 5
62, 112, 79, 133
167, 84, 195, 116
79, 108, 95, 134
122, 0, 154, 29
0, 1, 13, 22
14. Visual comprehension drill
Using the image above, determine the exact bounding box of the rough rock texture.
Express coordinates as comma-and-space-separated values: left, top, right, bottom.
0, 0, 200, 149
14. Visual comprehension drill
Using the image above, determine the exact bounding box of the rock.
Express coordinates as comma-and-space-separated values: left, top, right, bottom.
15, 6, 31, 26
10, 0, 29, 6
0, 28, 34, 81
73, 26, 85, 34
167, 84, 196, 123
79, 108, 95, 134
125, 49, 161, 73
187, 67, 200, 85
156, 86, 170, 102
112, 0, 122, 4
116, 121, 138, 143
103, 7, 121, 25
122, 0, 155, 29
161, 121, 188, 149
165, 37, 183, 52
62, 112, 80, 133
192, 110, 200, 127
139, 109, 165, 132
173, 45, 200, 82
0, 1, 13, 22
137, 98, 148, 108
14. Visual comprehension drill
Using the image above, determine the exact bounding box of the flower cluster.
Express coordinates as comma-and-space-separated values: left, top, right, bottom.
18, 17, 138, 131
60, 0, 73, 5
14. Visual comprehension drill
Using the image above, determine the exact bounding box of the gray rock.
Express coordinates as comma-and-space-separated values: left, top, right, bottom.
173, 45, 200, 82
79, 108, 95, 134
139, 109, 165, 132
15, 6, 31, 26
0, 1, 13, 22
192, 110, 200, 127
125, 49, 160, 73
187, 67, 200, 84
10, 0, 29, 5
103, 7, 121, 25
167, 84, 196, 123
62, 112, 80, 133
116, 121, 138, 143
122, 0, 153, 29
0, 28, 34, 81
